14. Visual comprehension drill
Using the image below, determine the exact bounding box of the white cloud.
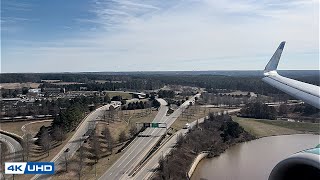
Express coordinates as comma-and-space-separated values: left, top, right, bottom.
2, 0, 319, 72
1, 1, 33, 11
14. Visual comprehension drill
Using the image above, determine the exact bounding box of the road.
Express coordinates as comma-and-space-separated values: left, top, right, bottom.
32, 104, 111, 180
0, 133, 23, 180
99, 95, 201, 180
133, 108, 240, 180
21, 119, 53, 137
99, 99, 169, 180
0, 133, 23, 161
133, 125, 191, 180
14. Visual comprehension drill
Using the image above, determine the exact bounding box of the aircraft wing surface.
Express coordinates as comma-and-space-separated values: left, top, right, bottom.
262, 41, 320, 109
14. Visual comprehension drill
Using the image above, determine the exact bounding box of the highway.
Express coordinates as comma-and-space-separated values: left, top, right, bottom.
99, 95, 200, 180
99, 99, 169, 180
133, 108, 240, 180
133, 126, 190, 180
32, 104, 111, 180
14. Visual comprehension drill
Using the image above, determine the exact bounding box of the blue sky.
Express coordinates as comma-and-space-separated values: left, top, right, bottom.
1, 0, 319, 73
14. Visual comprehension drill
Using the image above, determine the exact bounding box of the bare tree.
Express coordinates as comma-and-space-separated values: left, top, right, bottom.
52, 125, 65, 143
279, 104, 288, 117
102, 126, 114, 153
39, 128, 51, 157
103, 110, 107, 122
22, 133, 33, 161
90, 134, 101, 163
75, 146, 85, 180
118, 130, 127, 143
158, 154, 166, 173
176, 133, 184, 147
0, 142, 7, 172
90, 133, 101, 178
108, 106, 115, 122
129, 125, 138, 137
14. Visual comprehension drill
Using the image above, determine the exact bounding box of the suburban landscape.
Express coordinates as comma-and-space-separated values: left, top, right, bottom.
2, 0, 319, 180
0, 72, 319, 180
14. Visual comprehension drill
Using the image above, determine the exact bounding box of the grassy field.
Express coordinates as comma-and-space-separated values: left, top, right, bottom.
0, 120, 52, 137
0, 82, 40, 89
96, 109, 157, 144
24, 120, 53, 136
105, 91, 133, 100
254, 119, 320, 133
233, 116, 319, 138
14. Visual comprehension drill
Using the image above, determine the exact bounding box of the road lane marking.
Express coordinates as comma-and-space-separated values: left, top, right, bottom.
117, 138, 145, 168
122, 137, 155, 169
101, 97, 201, 179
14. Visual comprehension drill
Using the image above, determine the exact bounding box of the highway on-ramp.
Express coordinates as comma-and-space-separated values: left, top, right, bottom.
0, 133, 23, 180
0, 133, 23, 161
32, 104, 111, 180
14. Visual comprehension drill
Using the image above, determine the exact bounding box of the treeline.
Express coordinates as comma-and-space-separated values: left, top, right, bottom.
166, 99, 186, 107
34, 100, 89, 156
153, 114, 254, 180
39, 78, 163, 91
0, 73, 123, 83
152, 75, 275, 94
201, 92, 253, 107
2, 73, 318, 95
1, 73, 164, 90
157, 90, 175, 98
2, 95, 109, 117
51, 102, 86, 132
292, 104, 320, 116
150, 75, 319, 95
34, 125, 64, 156
122, 101, 151, 110
240, 102, 320, 122
240, 102, 277, 120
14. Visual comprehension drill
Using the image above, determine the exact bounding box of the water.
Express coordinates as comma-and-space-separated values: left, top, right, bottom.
191, 134, 319, 180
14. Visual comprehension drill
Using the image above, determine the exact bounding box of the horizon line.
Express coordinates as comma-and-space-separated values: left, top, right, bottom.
1, 69, 319, 74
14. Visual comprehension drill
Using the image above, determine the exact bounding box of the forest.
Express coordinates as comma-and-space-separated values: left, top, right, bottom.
1, 72, 319, 95
153, 113, 254, 180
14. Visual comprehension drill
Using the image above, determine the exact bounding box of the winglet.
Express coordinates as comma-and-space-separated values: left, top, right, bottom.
264, 41, 286, 73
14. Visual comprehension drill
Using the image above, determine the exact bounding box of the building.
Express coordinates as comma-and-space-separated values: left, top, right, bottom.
28, 88, 41, 93
42, 88, 62, 93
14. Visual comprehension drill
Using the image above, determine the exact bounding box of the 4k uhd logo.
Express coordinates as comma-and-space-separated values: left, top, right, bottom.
5, 162, 54, 174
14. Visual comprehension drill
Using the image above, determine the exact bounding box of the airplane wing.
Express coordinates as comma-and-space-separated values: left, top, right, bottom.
262, 41, 320, 109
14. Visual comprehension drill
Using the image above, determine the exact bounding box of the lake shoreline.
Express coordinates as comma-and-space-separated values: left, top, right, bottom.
191, 134, 319, 180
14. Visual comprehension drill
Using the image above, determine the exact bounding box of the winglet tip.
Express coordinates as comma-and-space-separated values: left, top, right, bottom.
279, 41, 286, 50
